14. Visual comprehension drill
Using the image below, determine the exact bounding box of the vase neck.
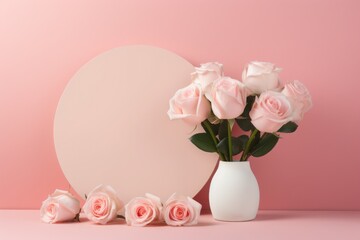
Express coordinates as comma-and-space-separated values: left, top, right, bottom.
218, 161, 252, 171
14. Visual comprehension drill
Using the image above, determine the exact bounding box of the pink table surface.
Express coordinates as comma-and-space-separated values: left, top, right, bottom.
0, 210, 359, 240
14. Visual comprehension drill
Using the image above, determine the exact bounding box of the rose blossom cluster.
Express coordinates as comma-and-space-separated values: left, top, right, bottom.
40, 185, 123, 224
125, 193, 201, 226
40, 185, 201, 226
168, 61, 312, 133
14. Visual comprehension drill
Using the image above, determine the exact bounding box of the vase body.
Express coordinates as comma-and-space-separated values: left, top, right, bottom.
209, 161, 260, 221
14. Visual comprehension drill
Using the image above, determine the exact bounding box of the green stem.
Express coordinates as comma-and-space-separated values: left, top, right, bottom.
227, 120, 232, 161
203, 120, 226, 161
241, 129, 259, 161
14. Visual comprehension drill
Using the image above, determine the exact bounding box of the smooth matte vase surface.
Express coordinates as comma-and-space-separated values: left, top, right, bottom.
209, 161, 260, 221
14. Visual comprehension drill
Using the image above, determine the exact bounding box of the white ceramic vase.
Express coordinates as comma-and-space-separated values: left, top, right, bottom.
209, 161, 260, 221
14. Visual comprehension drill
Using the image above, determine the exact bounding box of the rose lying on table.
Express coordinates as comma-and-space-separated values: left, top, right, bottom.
125, 193, 201, 226
40, 185, 202, 226
82, 185, 123, 224
125, 193, 163, 226
40, 189, 80, 224
162, 193, 202, 226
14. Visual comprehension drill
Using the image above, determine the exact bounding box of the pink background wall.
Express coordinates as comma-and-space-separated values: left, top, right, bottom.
1, 0, 360, 210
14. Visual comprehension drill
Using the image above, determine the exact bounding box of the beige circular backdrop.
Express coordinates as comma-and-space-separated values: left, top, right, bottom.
54, 45, 217, 203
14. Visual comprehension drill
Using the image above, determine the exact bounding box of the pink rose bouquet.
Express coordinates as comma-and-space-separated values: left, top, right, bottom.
168, 61, 312, 161
40, 189, 80, 224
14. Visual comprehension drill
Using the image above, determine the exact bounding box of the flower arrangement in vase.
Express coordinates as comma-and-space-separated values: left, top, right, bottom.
168, 61, 312, 221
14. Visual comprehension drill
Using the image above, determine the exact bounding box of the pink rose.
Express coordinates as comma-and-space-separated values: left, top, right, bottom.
242, 61, 283, 95
168, 83, 211, 125
282, 80, 312, 122
125, 193, 162, 226
83, 185, 123, 224
192, 62, 223, 99
40, 189, 80, 224
163, 193, 202, 226
210, 77, 248, 119
249, 91, 293, 133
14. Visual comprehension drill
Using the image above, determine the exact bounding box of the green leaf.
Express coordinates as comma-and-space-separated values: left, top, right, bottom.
201, 121, 220, 136
278, 121, 298, 133
232, 137, 244, 155
251, 133, 279, 157
238, 135, 249, 149
217, 137, 243, 160
235, 118, 254, 131
241, 96, 256, 118
218, 120, 228, 140
190, 133, 217, 152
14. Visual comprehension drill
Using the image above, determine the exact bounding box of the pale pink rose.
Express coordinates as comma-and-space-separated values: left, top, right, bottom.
210, 77, 248, 119
168, 83, 211, 125
282, 80, 312, 122
40, 189, 80, 224
242, 61, 283, 95
249, 91, 293, 133
83, 185, 123, 224
192, 62, 223, 99
125, 193, 162, 226
163, 193, 202, 226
